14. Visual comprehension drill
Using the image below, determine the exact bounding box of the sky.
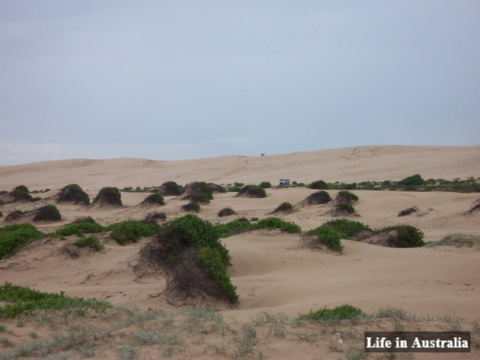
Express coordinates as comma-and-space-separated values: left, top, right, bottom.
1, 1, 479, 165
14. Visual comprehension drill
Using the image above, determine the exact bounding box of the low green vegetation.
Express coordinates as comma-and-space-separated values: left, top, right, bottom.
336, 190, 359, 203
305, 190, 332, 205
323, 219, 373, 238
107, 220, 161, 246
298, 304, 366, 321
273, 202, 294, 213
237, 185, 266, 198
0, 224, 45, 259
336, 202, 355, 214
159, 181, 184, 196
306, 226, 344, 253
52, 217, 106, 237
255, 217, 301, 233
259, 181, 271, 189
225, 182, 244, 192
57, 184, 90, 205
73, 236, 105, 251
11, 185, 33, 202
141, 193, 165, 206
182, 182, 213, 204
215, 219, 253, 238
182, 201, 200, 212
388, 225, 425, 248
424, 233, 480, 248
308, 180, 330, 190
0, 282, 111, 318
92, 187, 122, 206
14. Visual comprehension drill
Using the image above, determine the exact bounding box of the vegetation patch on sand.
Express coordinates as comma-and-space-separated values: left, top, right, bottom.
32, 205, 61, 222
298, 304, 366, 321
236, 185, 267, 198
425, 233, 480, 249
57, 184, 90, 205
73, 235, 105, 252
158, 181, 184, 196
0, 224, 45, 259
51, 216, 106, 238
181, 182, 213, 204
140, 214, 238, 304
217, 207, 237, 217
107, 220, 160, 246
140, 193, 165, 207
272, 202, 294, 213
182, 201, 200, 213
91, 187, 122, 207
305, 190, 332, 205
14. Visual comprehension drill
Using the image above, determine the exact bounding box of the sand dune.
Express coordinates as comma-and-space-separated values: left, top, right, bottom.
1, 145, 479, 359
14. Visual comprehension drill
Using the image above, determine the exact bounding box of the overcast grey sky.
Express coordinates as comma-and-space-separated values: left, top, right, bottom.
1, 1, 479, 165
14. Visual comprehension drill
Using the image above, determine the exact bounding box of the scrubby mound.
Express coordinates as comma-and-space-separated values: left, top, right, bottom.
140, 193, 165, 207
208, 183, 226, 193
139, 214, 238, 304
236, 185, 266, 198
272, 202, 294, 213
398, 206, 418, 217
465, 199, 480, 215
143, 212, 167, 223
335, 202, 355, 215
57, 184, 90, 205
5, 210, 26, 222
336, 190, 358, 204
91, 187, 122, 207
33, 205, 61, 222
308, 180, 330, 190
10, 185, 33, 203
305, 191, 332, 205
158, 181, 184, 196
182, 202, 200, 213
182, 182, 213, 204
359, 225, 425, 248
217, 207, 237, 217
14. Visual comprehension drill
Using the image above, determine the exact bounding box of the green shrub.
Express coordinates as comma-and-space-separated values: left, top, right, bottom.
259, 181, 271, 189
217, 207, 237, 217
107, 221, 160, 246
273, 202, 294, 213
141, 193, 165, 206
197, 247, 238, 303
394, 225, 425, 247
237, 185, 267, 198
182, 201, 200, 212
53, 217, 106, 237
0, 224, 45, 259
182, 182, 213, 204
399, 174, 426, 187
158, 214, 230, 264
11, 185, 33, 202
336, 190, 359, 203
305, 191, 332, 205
255, 217, 301, 233
159, 181, 184, 196
92, 187, 122, 206
323, 219, 373, 238
0, 282, 110, 318
32, 205, 61, 222
298, 304, 366, 321
57, 184, 90, 205
74, 236, 105, 251
336, 202, 355, 214
215, 219, 254, 238
307, 226, 344, 252
309, 180, 330, 190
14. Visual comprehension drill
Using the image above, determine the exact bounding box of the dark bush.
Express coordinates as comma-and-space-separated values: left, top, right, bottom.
394, 225, 425, 247
336, 190, 359, 203
306, 226, 344, 252
5, 210, 25, 221
33, 205, 61, 222
53, 217, 106, 237
217, 207, 237, 217
259, 181, 271, 189
0, 224, 45, 259
182, 182, 213, 204
11, 185, 33, 202
158, 181, 184, 196
305, 191, 332, 205
107, 220, 161, 246
57, 184, 90, 205
398, 207, 418, 217
399, 174, 426, 187
336, 202, 355, 214
92, 187, 122, 206
141, 193, 165, 206
208, 183, 226, 193
308, 180, 330, 190
236, 185, 266, 198
272, 202, 294, 213
143, 212, 167, 223
215, 219, 254, 238
182, 201, 200, 213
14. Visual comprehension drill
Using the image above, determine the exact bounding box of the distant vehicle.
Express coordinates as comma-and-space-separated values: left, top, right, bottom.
279, 178, 290, 185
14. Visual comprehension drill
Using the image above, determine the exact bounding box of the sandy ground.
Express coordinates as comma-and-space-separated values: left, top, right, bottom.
0, 145, 479, 359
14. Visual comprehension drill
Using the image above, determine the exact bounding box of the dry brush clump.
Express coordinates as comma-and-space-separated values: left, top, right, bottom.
140, 193, 165, 207
305, 191, 332, 205
91, 187, 122, 207
217, 207, 237, 217
158, 181, 184, 196
56, 184, 90, 205
181, 182, 213, 204
236, 185, 266, 198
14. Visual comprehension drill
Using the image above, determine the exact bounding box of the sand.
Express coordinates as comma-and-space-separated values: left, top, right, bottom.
0, 145, 479, 359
